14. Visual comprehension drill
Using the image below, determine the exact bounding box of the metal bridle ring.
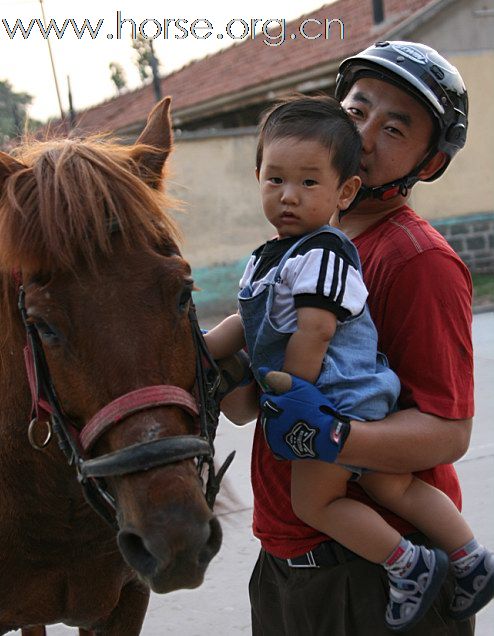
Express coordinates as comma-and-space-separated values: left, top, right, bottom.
28, 418, 53, 450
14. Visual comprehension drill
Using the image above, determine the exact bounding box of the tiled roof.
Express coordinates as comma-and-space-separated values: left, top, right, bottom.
47, 0, 442, 135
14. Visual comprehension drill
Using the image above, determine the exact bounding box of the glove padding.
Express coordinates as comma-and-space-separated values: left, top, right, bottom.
259, 368, 351, 462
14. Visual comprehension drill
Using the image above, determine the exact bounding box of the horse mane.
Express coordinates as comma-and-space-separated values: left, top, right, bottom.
0, 135, 181, 274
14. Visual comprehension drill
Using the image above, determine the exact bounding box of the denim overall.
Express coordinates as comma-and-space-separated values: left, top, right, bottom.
238, 226, 400, 422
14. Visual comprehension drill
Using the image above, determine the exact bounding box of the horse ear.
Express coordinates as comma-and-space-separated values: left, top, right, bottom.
132, 97, 173, 189
0, 152, 25, 191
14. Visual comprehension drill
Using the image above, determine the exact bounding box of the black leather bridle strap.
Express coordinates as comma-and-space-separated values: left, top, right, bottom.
80, 436, 211, 479
17, 280, 234, 526
188, 305, 236, 508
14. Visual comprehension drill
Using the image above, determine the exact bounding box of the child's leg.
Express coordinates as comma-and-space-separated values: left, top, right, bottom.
360, 471, 494, 621
291, 461, 401, 563
359, 471, 473, 553
291, 462, 449, 631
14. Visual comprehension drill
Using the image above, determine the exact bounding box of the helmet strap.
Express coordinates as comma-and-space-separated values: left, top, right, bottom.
339, 150, 436, 220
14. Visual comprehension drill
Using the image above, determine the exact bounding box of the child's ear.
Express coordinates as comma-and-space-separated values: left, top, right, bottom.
338, 175, 361, 210
255, 167, 260, 182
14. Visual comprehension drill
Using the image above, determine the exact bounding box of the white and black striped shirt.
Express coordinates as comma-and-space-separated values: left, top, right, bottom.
239, 233, 368, 332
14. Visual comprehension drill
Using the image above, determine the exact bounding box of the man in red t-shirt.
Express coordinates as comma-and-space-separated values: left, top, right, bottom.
222, 42, 476, 635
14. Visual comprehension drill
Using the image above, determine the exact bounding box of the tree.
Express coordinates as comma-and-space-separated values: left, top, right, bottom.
131, 34, 159, 83
109, 62, 127, 94
131, 35, 162, 100
0, 80, 36, 141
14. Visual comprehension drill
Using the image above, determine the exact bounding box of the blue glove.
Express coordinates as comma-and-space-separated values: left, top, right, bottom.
259, 368, 351, 462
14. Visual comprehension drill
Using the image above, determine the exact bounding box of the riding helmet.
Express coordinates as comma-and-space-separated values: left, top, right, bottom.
335, 40, 468, 182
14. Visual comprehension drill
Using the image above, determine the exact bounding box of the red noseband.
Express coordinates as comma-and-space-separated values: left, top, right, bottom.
17, 277, 231, 528
80, 386, 200, 453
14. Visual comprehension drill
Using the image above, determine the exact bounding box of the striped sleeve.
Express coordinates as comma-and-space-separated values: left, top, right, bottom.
239, 253, 257, 289
282, 248, 368, 320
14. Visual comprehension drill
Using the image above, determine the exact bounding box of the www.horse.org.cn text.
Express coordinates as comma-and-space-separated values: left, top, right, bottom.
1, 12, 345, 47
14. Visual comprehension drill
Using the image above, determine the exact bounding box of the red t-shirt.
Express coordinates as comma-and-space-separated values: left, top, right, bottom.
251, 205, 474, 558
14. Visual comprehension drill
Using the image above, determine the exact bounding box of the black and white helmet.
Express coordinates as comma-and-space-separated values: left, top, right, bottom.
335, 41, 468, 193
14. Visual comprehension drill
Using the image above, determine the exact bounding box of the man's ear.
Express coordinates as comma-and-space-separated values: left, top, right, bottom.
337, 175, 361, 211
417, 151, 447, 181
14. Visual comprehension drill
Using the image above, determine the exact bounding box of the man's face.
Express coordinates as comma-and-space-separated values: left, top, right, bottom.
341, 77, 435, 187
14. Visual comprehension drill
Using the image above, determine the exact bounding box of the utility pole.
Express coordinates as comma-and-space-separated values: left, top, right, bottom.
38, 0, 67, 129
149, 40, 162, 102
67, 76, 76, 129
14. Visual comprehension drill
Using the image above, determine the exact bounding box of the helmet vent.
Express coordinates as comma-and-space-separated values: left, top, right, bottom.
430, 65, 445, 80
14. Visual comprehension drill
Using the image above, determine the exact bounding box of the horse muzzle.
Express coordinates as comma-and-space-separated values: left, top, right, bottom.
117, 509, 222, 593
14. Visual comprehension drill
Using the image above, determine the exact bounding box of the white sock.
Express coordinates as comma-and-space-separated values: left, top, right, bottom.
449, 538, 486, 576
382, 538, 419, 578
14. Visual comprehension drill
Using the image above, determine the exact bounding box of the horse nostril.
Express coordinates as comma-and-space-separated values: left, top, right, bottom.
117, 529, 164, 576
198, 516, 223, 566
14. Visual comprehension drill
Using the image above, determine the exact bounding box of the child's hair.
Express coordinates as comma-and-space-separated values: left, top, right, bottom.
256, 94, 362, 185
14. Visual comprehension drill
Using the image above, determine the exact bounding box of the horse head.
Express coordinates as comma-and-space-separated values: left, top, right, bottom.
0, 99, 223, 594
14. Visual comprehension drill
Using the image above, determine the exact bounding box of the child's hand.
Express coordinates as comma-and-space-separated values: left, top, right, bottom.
216, 349, 253, 400
259, 368, 351, 462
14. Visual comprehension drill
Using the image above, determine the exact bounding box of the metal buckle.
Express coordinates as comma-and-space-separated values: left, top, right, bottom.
287, 550, 319, 568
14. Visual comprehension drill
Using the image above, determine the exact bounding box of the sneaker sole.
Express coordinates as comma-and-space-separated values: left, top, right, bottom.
449, 567, 494, 621
388, 548, 450, 633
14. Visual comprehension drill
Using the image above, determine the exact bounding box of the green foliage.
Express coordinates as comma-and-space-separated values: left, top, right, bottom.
472, 273, 494, 308
109, 62, 127, 93
0, 79, 36, 141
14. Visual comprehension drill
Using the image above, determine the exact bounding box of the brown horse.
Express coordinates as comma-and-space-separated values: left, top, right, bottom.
0, 99, 224, 634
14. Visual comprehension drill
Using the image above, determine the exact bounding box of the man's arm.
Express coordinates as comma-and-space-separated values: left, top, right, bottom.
261, 248, 474, 471
345, 249, 474, 472
260, 372, 471, 469
220, 382, 259, 425
338, 408, 472, 473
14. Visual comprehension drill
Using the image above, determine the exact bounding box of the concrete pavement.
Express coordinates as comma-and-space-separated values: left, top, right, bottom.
24, 312, 494, 635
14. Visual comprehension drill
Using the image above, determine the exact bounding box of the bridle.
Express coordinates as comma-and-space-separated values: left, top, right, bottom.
17, 282, 235, 530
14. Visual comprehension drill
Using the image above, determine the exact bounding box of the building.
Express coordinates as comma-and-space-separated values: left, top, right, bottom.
43, 0, 494, 314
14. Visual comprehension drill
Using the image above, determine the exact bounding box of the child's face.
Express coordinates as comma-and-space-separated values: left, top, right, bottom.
257, 138, 360, 239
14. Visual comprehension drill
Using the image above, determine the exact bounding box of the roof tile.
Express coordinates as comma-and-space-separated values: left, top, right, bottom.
45, 0, 436, 135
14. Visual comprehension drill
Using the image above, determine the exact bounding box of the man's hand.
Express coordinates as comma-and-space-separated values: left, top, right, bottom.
259, 368, 351, 462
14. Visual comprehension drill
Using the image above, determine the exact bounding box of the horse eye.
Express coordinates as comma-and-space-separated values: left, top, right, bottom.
178, 285, 192, 312
34, 320, 61, 345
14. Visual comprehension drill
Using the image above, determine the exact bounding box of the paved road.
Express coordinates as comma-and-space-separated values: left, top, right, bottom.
21, 312, 494, 635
